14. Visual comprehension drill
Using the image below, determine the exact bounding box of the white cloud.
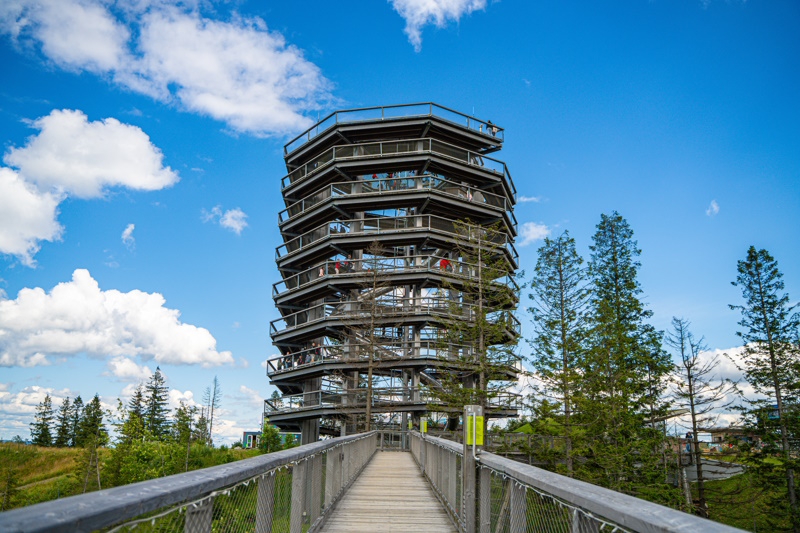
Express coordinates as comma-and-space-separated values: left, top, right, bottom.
518, 195, 540, 203
0, 109, 175, 266
389, 0, 488, 52
0, 383, 74, 440
1, 2, 332, 135
106, 356, 151, 382
121, 223, 135, 250
0, 269, 234, 367
168, 389, 198, 410
706, 199, 719, 216
0, 0, 130, 73
0, 168, 62, 266
4, 109, 178, 198
202, 206, 248, 235
518, 221, 551, 246
236, 385, 263, 409
220, 208, 248, 235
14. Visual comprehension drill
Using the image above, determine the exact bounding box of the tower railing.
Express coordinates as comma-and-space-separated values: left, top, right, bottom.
278, 173, 514, 226
272, 254, 519, 298
284, 102, 504, 156
275, 214, 518, 264
280, 137, 516, 201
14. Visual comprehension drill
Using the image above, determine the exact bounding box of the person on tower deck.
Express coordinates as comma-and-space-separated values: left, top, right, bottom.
439, 258, 452, 272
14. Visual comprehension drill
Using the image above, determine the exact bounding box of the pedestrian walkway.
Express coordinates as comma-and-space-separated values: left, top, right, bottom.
320, 451, 457, 532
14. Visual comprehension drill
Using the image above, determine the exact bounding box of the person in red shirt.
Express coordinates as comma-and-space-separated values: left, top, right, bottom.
439, 258, 451, 272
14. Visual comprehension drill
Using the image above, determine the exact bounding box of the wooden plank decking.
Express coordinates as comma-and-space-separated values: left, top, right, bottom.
320, 451, 456, 532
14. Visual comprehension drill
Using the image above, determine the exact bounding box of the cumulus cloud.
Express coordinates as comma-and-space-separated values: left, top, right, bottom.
4, 109, 178, 198
121, 223, 135, 250
706, 199, 719, 216
1, 2, 332, 135
106, 356, 151, 382
0, 384, 73, 439
0, 269, 234, 367
0, 109, 175, 265
389, 0, 488, 52
202, 206, 248, 235
518, 221, 551, 246
518, 195, 541, 203
0, 168, 62, 266
168, 388, 198, 410
0, 0, 130, 73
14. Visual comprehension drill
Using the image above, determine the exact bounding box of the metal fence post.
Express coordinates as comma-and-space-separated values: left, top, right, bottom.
324, 448, 336, 507
255, 472, 275, 533
463, 405, 482, 533
478, 467, 490, 533
309, 454, 323, 525
184, 497, 213, 533
448, 451, 457, 513
509, 482, 526, 533
289, 459, 307, 533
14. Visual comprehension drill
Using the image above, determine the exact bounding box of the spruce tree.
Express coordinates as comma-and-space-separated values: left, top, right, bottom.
528, 230, 589, 477
582, 212, 672, 497
29, 393, 54, 447
79, 394, 107, 446
53, 397, 72, 447
144, 367, 170, 438
731, 246, 799, 530
70, 395, 84, 447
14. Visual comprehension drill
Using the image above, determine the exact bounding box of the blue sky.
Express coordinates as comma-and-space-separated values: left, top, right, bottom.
1, 0, 798, 442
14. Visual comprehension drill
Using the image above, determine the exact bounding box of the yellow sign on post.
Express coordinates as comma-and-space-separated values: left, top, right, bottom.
408, 420, 413, 430
421, 420, 427, 433
465, 415, 484, 446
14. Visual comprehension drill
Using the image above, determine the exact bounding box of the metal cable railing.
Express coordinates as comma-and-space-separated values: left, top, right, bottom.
272, 254, 519, 299
268, 295, 522, 337
284, 102, 504, 156
275, 214, 518, 265
279, 137, 516, 201
0, 432, 378, 533
278, 173, 513, 225
409, 432, 746, 533
264, 389, 522, 417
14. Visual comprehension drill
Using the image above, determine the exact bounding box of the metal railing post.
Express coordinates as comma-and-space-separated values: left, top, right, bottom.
289, 459, 307, 533
255, 471, 276, 533
184, 497, 213, 533
478, 467, 490, 533
309, 454, 323, 525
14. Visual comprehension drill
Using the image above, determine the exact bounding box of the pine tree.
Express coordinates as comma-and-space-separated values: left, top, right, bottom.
731, 246, 799, 530
144, 367, 170, 439
70, 396, 84, 447
581, 212, 672, 497
53, 397, 72, 447
29, 393, 54, 447
528, 230, 589, 477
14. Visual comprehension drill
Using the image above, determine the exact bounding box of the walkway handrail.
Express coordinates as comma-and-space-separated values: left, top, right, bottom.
269, 295, 522, 337
278, 173, 512, 225
280, 137, 516, 200
284, 102, 504, 156
272, 254, 519, 298
275, 213, 518, 264
410, 432, 745, 533
0, 432, 378, 533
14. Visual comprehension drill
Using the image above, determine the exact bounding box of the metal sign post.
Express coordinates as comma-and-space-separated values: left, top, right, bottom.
463, 405, 483, 533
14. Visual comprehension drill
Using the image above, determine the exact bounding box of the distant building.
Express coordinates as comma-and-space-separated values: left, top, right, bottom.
242, 431, 260, 449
